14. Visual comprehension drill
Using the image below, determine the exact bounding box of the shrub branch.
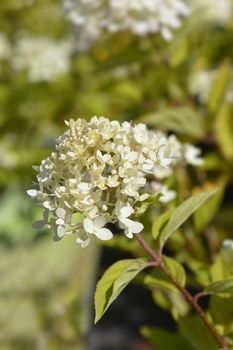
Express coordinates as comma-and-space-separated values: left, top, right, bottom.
135, 233, 228, 350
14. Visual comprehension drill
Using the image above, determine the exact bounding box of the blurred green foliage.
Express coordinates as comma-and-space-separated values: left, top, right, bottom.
0, 0, 233, 349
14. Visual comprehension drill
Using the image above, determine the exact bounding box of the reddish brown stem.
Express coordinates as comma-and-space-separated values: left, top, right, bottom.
160, 261, 226, 349
135, 234, 227, 350
193, 291, 209, 303
135, 232, 158, 261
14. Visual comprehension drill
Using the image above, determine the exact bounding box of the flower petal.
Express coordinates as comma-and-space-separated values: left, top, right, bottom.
43, 201, 54, 210
139, 193, 150, 201
94, 216, 106, 229
159, 189, 176, 203
94, 228, 113, 241
124, 230, 133, 239
119, 205, 134, 218
57, 225, 66, 238
56, 218, 65, 225
120, 218, 144, 234
83, 218, 94, 233
115, 200, 121, 215
27, 189, 38, 198
56, 208, 66, 219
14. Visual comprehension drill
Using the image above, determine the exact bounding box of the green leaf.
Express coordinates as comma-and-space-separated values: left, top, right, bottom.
179, 315, 219, 350
144, 256, 186, 291
171, 38, 189, 67
160, 189, 218, 246
194, 183, 225, 232
141, 326, 191, 350
152, 288, 189, 319
138, 107, 205, 139
210, 295, 233, 327
152, 209, 173, 240
208, 63, 232, 115
94, 258, 148, 323
145, 275, 177, 292
206, 278, 233, 295
146, 256, 188, 319
215, 102, 233, 161
163, 256, 186, 287
211, 253, 233, 282
215, 205, 233, 228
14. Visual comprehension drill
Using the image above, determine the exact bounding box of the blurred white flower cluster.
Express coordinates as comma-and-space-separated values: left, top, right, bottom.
222, 239, 233, 250
28, 117, 202, 247
193, 0, 233, 24
12, 36, 72, 82
64, 0, 191, 51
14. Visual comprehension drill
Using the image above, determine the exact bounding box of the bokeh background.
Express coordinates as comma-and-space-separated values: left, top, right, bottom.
0, 0, 233, 349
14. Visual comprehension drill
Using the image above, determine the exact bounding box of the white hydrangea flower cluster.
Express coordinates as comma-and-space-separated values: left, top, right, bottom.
64, 0, 191, 51
27, 117, 202, 247
12, 36, 72, 83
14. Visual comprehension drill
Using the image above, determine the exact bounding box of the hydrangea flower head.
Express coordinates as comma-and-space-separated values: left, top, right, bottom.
28, 117, 202, 247
64, 0, 191, 51
13, 36, 72, 82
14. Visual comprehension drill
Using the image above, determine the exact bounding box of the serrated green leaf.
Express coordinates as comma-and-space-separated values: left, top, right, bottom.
206, 278, 233, 295
152, 209, 173, 240
138, 107, 205, 139
94, 258, 148, 323
160, 189, 218, 246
